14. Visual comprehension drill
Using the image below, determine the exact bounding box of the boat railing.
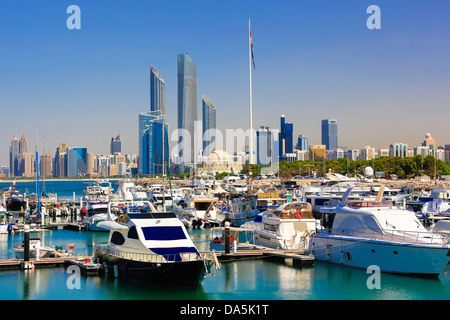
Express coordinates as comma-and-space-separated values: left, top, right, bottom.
316, 227, 450, 245
95, 243, 212, 263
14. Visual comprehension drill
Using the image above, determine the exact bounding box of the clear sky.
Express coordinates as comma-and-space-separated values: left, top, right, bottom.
1, 0, 449, 165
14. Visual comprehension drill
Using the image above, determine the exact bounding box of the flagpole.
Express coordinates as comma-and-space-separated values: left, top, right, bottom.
248, 18, 254, 165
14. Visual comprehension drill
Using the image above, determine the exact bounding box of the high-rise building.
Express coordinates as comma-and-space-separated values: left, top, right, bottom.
422, 133, 436, 156
310, 144, 326, 162
202, 95, 216, 155
16, 152, 35, 177
9, 135, 19, 177
321, 119, 338, 150
257, 126, 272, 166
278, 115, 293, 159
389, 143, 408, 158
150, 65, 166, 115
297, 135, 308, 151
139, 111, 169, 175
53, 143, 68, 177
110, 135, 121, 154
39, 153, 52, 177
177, 53, 198, 164
19, 134, 28, 154
67, 147, 87, 177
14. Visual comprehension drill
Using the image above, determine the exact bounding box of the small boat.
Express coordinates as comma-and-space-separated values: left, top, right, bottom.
209, 226, 257, 252
242, 202, 317, 250
221, 195, 259, 227
5, 183, 26, 212
174, 188, 220, 228
94, 201, 216, 289
82, 202, 117, 232
309, 183, 450, 277
420, 188, 450, 217
13, 238, 55, 259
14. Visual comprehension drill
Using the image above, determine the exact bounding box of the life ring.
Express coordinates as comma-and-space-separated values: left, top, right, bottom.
294, 210, 303, 219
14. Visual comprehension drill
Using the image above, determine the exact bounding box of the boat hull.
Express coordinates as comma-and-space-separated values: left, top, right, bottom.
310, 234, 450, 277
94, 248, 208, 289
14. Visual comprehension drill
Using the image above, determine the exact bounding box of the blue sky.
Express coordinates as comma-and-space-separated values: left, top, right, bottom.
1, 1, 449, 165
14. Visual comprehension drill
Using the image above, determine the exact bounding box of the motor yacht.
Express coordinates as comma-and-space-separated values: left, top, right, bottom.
95, 201, 215, 289
309, 183, 450, 277
242, 202, 317, 250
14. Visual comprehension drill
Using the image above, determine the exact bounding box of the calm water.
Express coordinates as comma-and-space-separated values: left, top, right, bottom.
1, 181, 450, 301
2, 228, 450, 301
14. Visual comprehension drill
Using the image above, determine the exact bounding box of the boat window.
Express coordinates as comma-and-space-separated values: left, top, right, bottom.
345, 252, 353, 261
127, 226, 139, 239
141, 226, 187, 241
110, 231, 125, 245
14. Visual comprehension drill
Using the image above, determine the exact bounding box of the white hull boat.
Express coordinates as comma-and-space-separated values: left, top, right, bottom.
309, 183, 450, 277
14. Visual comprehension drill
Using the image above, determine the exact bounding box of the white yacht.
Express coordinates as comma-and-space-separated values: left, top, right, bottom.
82, 179, 112, 203
95, 201, 214, 289
309, 183, 450, 277
242, 202, 317, 250
82, 202, 117, 232
174, 188, 220, 228
420, 188, 450, 217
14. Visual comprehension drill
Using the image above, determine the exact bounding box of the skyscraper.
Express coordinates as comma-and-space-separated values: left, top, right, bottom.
53, 143, 68, 177
257, 126, 272, 166
67, 147, 87, 177
139, 64, 169, 176
321, 119, 338, 150
297, 135, 309, 151
278, 114, 293, 160
202, 95, 216, 155
138, 111, 168, 175
19, 134, 28, 154
150, 65, 166, 114
9, 135, 19, 177
177, 53, 198, 164
110, 134, 121, 154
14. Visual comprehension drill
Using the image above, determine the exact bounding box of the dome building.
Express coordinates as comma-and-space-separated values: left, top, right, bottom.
196, 150, 243, 175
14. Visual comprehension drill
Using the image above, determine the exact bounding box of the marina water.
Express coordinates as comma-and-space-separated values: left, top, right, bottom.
2, 181, 450, 300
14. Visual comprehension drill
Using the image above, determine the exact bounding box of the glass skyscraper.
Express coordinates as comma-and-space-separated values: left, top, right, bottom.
139, 65, 169, 175
67, 147, 87, 177
150, 65, 166, 115
177, 53, 198, 164
278, 114, 293, 160
297, 134, 309, 151
321, 119, 338, 150
202, 95, 216, 155
138, 111, 169, 175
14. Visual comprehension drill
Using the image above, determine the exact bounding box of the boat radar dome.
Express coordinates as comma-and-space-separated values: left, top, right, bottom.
364, 167, 374, 177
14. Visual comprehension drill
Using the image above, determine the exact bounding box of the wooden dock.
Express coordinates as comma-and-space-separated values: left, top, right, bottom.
0, 256, 101, 274
215, 248, 315, 267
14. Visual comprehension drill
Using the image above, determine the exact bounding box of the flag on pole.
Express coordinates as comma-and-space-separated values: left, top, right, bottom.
249, 19, 255, 69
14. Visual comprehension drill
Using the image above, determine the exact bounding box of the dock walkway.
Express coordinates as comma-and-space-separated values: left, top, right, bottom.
215, 247, 315, 266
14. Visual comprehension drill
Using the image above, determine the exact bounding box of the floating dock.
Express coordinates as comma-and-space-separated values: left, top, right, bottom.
0, 256, 101, 274
215, 248, 315, 266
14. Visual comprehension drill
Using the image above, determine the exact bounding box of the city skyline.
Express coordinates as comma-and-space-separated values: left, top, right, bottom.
1, 1, 449, 165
